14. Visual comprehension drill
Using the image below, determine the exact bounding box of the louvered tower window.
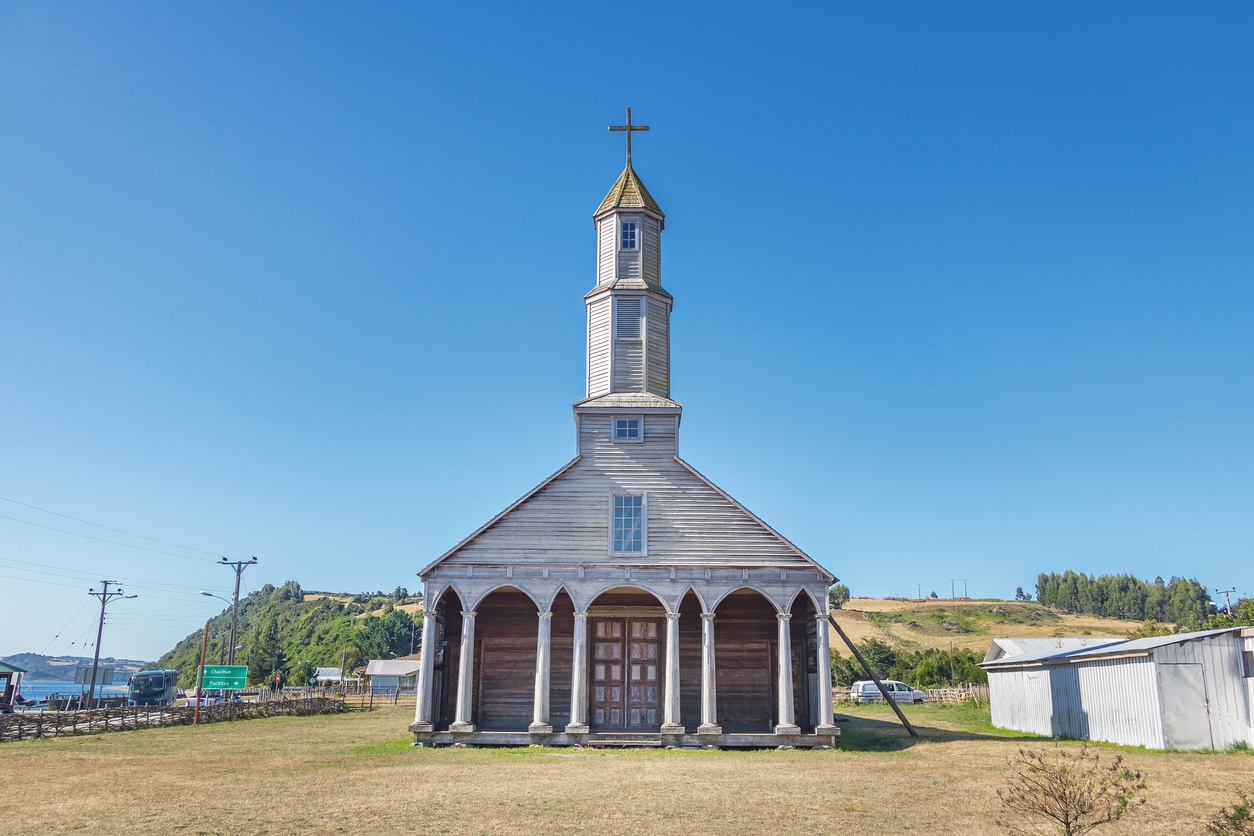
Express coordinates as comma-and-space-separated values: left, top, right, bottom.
615, 297, 641, 339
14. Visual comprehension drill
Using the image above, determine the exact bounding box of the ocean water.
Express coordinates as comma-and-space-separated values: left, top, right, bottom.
15, 679, 127, 702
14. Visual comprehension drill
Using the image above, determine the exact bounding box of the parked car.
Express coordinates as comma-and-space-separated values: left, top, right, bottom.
850, 680, 926, 704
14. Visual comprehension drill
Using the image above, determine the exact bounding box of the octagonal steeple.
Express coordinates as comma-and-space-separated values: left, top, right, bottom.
584, 109, 673, 402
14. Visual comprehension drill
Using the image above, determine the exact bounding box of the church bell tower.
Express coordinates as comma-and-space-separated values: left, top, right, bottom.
584, 108, 672, 400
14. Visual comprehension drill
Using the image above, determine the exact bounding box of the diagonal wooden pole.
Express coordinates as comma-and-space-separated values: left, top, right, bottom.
828, 614, 917, 737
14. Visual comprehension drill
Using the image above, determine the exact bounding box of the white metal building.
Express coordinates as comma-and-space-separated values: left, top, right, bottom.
364, 658, 423, 693
982, 627, 1254, 750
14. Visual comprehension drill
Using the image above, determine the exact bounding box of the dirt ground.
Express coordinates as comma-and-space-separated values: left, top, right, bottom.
0, 704, 1249, 834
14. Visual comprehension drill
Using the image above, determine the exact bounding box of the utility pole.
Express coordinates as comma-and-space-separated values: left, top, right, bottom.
194, 620, 208, 726
86, 581, 135, 710
410, 618, 417, 656
951, 579, 968, 600
1216, 588, 1236, 617
220, 556, 257, 667
916, 583, 922, 600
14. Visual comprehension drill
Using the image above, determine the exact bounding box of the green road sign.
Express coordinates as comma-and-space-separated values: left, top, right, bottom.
201, 665, 247, 689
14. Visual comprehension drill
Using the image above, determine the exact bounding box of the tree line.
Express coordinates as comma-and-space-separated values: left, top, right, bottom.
830, 638, 987, 688
1033, 571, 1214, 628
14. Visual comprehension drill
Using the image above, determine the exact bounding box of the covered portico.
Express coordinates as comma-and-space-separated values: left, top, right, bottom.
409, 569, 838, 748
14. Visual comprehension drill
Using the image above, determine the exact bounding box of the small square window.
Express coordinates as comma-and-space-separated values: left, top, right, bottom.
612, 493, 645, 553
614, 417, 641, 441
620, 222, 637, 250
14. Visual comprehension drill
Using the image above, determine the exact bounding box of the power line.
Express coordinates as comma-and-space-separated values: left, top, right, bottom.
40, 599, 93, 654
0, 514, 216, 562
0, 555, 224, 595
0, 496, 224, 557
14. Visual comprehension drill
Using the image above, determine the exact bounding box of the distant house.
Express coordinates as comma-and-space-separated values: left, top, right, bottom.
313, 667, 343, 686
982, 627, 1254, 750
365, 656, 422, 694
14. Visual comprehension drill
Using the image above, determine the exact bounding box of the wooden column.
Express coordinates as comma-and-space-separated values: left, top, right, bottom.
774, 612, 800, 734
815, 612, 837, 734
412, 609, 439, 731
697, 611, 721, 734
661, 611, 684, 734
565, 611, 590, 734
449, 611, 477, 733
529, 611, 554, 734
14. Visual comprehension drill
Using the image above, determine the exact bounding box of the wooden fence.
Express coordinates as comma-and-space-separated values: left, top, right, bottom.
343, 689, 417, 711
0, 697, 346, 743
925, 685, 990, 704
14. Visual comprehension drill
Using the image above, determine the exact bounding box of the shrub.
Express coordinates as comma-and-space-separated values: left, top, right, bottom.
1206, 782, 1254, 835
997, 743, 1146, 835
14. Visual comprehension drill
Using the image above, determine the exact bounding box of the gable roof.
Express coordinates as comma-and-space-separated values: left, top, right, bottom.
364, 659, 423, 677
420, 454, 835, 582
595, 164, 664, 219
982, 627, 1247, 668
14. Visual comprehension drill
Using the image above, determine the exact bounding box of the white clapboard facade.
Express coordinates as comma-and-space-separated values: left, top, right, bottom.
410, 125, 838, 748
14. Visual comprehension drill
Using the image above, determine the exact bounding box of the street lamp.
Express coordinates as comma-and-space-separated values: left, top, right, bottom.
200, 592, 234, 663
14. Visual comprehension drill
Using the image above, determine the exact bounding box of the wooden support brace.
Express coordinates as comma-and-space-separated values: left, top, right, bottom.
827, 614, 917, 738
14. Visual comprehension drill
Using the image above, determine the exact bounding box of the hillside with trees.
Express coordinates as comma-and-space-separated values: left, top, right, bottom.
152, 581, 420, 688
1033, 571, 1214, 627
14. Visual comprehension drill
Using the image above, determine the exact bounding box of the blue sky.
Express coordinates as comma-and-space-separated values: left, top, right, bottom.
2, 2, 1251, 661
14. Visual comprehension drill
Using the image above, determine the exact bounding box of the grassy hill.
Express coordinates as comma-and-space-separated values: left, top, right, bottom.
151, 581, 422, 688
830, 597, 1150, 658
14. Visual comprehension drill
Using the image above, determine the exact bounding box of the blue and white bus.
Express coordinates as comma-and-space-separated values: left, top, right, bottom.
127, 669, 180, 706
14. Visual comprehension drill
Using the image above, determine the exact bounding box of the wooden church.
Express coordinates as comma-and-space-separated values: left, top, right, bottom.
410, 111, 839, 748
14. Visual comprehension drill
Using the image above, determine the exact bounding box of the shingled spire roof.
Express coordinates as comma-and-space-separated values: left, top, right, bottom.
595, 164, 664, 220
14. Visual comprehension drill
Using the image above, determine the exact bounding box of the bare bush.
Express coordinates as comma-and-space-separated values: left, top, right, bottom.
997, 742, 1146, 835
1206, 782, 1254, 835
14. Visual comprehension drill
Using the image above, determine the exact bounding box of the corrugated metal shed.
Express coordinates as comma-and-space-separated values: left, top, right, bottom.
364, 659, 423, 678
982, 627, 1254, 750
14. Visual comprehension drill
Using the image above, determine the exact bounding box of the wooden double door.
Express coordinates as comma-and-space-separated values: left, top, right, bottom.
591, 617, 661, 730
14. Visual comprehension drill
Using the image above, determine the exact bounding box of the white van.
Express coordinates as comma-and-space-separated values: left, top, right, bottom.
850, 680, 926, 704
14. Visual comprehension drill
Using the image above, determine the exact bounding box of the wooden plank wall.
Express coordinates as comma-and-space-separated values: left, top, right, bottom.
714, 591, 778, 733
679, 591, 703, 727
433, 589, 463, 731
452, 413, 810, 565
587, 297, 611, 397
642, 217, 661, 286
612, 338, 644, 392
547, 591, 575, 729
474, 591, 540, 731
646, 297, 670, 397
597, 216, 616, 285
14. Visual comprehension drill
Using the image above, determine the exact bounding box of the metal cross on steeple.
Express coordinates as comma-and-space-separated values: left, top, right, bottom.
609, 106, 649, 167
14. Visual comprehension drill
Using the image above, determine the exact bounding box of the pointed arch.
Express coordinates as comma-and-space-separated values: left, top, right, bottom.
581, 583, 670, 613
541, 583, 577, 613
711, 585, 783, 613
470, 583, 544, 613
676, 585, 710, 614
785, 587, 823, 615
425, 582, 458, 614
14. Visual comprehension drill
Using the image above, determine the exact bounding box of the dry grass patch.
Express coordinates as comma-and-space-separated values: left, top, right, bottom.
835, 598, 1149, 656
0, 705, 1249, 834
